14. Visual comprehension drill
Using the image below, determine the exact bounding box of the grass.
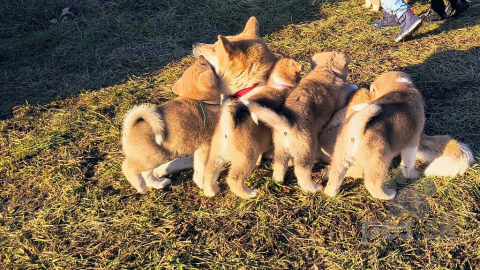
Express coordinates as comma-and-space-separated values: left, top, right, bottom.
1, 0, 480, 269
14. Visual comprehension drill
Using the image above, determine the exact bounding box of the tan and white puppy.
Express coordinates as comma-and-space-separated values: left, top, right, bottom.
324, 71, 425, 200
202, 59, 303, 198
243, 51, 353, 193
320, 87, 473, 179
121, 56, 223, 193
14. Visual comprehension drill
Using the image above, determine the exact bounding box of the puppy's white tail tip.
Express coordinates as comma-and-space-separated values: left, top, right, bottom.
251, 112, 259, 124
424, 142, 474, 177
123, 104, 165, 145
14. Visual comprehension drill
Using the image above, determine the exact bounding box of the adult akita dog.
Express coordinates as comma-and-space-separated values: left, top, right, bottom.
192, 17, 278, 96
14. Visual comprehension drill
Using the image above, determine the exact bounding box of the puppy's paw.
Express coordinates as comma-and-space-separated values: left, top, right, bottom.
147, 177, 172, 189
300, 183, 323, 193
383, 189, 397, 200
193, 175, 204, 189
204, 184, 221, 197
408, 168, 420, 180
372, 5, 380, 11
323, 185, 337, 197
247, 189, 259, 199
273, 174, 285, 184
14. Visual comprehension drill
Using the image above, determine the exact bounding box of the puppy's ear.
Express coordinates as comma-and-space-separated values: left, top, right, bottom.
289, 59, 303, 73
241, 16, 259, 37
336, 52, 351, 66
218, 35, 236, 55
172, 78, 183, 96
268, 59, 302, 88
196, 55, 209, 67
198, 70, 216, 90
369, 82, 377, 95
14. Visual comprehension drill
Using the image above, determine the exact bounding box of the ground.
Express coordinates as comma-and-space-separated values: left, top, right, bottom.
1, 0, 479, 269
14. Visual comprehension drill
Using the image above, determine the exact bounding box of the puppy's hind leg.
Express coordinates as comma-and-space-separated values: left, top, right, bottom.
122, 159, 147, 193
364, 159, 396, 200
272, 145, 290, 184
292, 150, 323, 193
323, 154, 350, 197
226, 158, 259, 199
400, 145, 420, 179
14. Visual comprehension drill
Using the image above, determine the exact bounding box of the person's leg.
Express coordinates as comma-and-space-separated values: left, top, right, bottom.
421, 0, 448, 22
381, 0, 409, 18
450, 0, 470, 17
431, 0, 447, 16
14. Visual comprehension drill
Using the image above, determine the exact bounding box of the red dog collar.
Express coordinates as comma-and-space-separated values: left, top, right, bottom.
231, 83, 260, 98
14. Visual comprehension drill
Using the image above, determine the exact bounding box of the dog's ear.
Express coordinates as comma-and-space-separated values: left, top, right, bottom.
289, 59, 303, 73
268, 59, 302, 88
172, 76, 185, 96
335, 52, 351, 66
369, 82, 377, 96
198, 69, 216, 90
218, 35, 236, 56
241, 16, 259, 37
195, 55, 210, 68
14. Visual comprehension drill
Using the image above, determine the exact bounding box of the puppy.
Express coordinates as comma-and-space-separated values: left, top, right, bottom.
121, 56, 223, 193
202, 58, 303, 198
243, 51, 353, 193
324, 71, 425, 200
320, 87, 473, 179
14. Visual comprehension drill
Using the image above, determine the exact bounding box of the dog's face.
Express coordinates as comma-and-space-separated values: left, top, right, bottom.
192, 16, 259, 75
370, 71, 414, 98
172, 56, 222, 103
267, 58, 303, 89
310, 51, 351, 81
192, 17, 277, 94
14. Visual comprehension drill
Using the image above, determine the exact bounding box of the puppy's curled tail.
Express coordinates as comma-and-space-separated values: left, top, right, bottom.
345, 103, 382, 157
417, 134, 473, 177
122, 105, 164, 145
241, 100, 291, 132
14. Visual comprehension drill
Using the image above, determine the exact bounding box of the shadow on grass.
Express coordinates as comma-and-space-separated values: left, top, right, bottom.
0, 0, 323, 119
401, 46, 480, 155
